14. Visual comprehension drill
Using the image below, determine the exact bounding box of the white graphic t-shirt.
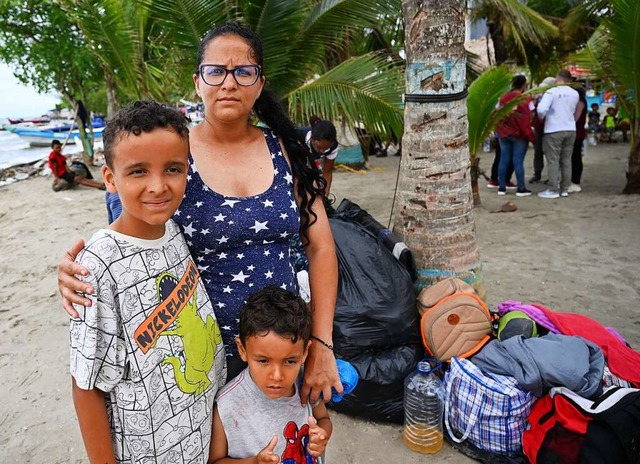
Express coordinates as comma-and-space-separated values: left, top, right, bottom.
70, 219, 226, 464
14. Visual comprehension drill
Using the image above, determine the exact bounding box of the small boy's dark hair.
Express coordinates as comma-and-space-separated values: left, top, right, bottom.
51, 139, 61, 148
239, 285, 311, 345
102, 100, 190, 168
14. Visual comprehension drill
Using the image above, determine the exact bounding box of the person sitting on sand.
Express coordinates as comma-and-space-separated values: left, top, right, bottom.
48, 139, 105, 191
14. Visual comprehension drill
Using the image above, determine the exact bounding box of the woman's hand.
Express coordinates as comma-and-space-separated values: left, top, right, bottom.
301, 342, 342, 406
58, 238, 92, 318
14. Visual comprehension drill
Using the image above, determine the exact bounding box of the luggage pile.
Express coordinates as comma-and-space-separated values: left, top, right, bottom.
327, 201, 640, 462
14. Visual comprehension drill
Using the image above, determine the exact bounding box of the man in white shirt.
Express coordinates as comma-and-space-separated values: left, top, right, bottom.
536, 70, 579, 199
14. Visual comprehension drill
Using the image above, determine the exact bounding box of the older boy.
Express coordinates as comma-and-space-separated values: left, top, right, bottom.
70, 100, 226, 463
210, 286, 332, 463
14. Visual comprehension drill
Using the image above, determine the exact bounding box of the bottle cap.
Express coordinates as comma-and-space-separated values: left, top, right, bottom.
416, 358, 441, 375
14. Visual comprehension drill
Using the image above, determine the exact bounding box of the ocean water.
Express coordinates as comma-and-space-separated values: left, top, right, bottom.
0, 130, 85, 170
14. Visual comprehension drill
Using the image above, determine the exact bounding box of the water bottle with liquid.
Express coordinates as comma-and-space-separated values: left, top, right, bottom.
403, 358, 444, 454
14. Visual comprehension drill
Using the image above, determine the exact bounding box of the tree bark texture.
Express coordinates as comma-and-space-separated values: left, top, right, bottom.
395, 0, 485, 297
623, 120, 640, 194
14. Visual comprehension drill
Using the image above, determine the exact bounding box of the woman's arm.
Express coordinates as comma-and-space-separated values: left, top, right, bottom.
58, 238, 93, 317
296, 188, 341, 405
72, 379, 116, 464
321, 158, 335, 197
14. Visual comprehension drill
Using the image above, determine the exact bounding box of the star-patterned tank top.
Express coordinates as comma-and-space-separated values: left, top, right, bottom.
173, 127, 300, 355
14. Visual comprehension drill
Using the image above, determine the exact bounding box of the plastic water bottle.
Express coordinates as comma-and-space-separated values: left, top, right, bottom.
403, 358, 444, 454
482, 137, 491, 153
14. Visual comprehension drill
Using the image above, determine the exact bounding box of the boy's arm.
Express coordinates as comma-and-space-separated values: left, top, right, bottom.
209, 405, 280, 464
72, 378, 116, 464
307, 402, 332, 458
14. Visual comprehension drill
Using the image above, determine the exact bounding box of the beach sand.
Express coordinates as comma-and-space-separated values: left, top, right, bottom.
1, 140, 638, 463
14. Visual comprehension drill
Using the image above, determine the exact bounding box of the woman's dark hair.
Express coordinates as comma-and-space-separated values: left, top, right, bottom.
103, 100, 189, 168
196, 21, 326, 244
239, 285, 312, 345
512, 74, 527, 90
310, 116, 337, 144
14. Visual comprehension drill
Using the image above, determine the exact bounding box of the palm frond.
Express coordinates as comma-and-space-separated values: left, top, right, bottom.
467, 65, 512, 156
285, 52, 403, 140
471, 0, 558, 60
568, 24, 613, 83
610, 0, 640, 118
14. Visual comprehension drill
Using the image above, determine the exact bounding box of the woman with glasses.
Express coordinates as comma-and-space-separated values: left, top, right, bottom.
57, 22, 341, 404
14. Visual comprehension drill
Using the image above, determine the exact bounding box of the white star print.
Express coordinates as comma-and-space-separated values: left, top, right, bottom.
262, 239, 274, 244
245, 208, 251, 212
197, 256, 204, 262
186, 215, 191, 219
273, 168, 279, 176
244, 240, 253, 245
200, 228, 210, 235
231, 271, 250, 283
280, 283, 288, 290
229, 221, 235, 225
280, 213, 289, 220
278, 252, 285, 260
221, 199, 240, 208
284, 172, 293, 184
290, 199, 297, 210
195, 201, 203, 208
222, 326, 231, 331
204, 248, 214, 254
262, 199, 274, 208
216, 302, 226, 308
186, 174, 192, 181
202, 185, 209, 191
247, 265, 255, 271
279, 231, 290, 238
264, 250, 271, 256
214, 213, 226, 222
250, 220, 269, 233
183, 222, 196, 237
175, 209, 181, 216
249, 283, 254, 287
223, 286, 232, 294
265, 270, 274, 279
198, 265, 209, 271
237, 253, 245, 259
191, 162, 198, 173
217, 236, 229, 244
217, 252, 228, 259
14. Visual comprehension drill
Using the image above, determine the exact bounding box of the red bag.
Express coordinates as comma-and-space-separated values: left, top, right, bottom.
523, 387, 640, 464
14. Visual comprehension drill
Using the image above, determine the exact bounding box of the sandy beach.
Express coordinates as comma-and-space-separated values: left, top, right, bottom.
1, 140, 639, 463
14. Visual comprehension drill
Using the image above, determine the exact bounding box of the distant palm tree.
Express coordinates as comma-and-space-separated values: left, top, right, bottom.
569, 0, 640, 193
393, 0, 485, 296
64, 0, 404, 140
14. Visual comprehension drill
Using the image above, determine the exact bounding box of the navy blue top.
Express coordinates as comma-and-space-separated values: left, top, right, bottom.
173, 128, 300, 355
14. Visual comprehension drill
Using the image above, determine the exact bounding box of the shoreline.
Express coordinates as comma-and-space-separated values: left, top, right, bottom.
1, 140, 639, 463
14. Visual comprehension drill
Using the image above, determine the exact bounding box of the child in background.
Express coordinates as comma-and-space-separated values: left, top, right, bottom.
601, 107, 618, 143
587, 103, 602, 134
210, 285, 332, 463
70, 100, 226, 463
48, 139, 105, 191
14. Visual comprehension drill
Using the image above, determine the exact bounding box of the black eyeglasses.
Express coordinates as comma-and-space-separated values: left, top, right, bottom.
199, 64, 262, 87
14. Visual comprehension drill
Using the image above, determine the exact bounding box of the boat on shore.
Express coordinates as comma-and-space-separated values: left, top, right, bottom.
13, 126, 104, 147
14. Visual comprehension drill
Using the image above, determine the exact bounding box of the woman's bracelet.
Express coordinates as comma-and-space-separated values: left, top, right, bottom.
310, 335, 334, 351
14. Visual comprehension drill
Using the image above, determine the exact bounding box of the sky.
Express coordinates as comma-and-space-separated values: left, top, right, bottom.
0, 62, 61, 119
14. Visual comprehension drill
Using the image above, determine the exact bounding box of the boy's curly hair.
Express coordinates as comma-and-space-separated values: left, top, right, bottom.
239, 285, 311, 345
103, 100, 190, 168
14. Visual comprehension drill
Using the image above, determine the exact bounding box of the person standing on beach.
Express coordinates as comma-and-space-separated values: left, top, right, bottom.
70, 100, 226, 463
536, 70, 579, 199
48, 139, 105, 191
57, 21, 342, 404
303, 116, 339, 196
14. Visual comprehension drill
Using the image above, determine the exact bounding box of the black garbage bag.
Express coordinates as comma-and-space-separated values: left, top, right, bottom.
332, 199, 417, 281
328, 344, 424, 423
329, 214, 420, 358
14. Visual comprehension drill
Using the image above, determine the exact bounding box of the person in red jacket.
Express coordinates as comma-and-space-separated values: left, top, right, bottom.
48, 139, 105, 191
496, 75, 536, 196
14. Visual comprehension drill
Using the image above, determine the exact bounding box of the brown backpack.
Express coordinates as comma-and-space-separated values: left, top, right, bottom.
417, 278, 493, 362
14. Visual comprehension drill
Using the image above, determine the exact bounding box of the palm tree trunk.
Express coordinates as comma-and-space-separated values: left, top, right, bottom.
487, 19, 508, 64
623, 120, 640, 193
395, 0, 485, 297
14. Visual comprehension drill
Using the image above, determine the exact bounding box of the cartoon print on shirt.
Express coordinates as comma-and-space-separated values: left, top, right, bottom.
133, 259, 223, 396
281, 421, 317, 464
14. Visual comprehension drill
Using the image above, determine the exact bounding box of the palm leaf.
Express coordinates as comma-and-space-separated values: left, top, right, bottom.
285, 52, 403, 140
471, 0, 558, 61
467, 65, 512, 156
610, 0, 640, 119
